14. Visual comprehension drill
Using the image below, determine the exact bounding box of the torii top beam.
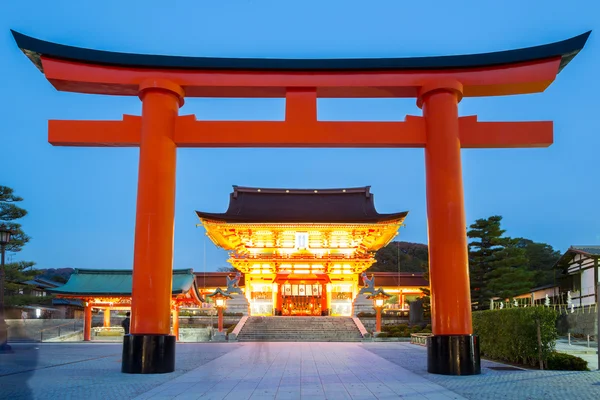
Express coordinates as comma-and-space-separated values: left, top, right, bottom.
12, 30, 590, 99
11, 30, 590, 149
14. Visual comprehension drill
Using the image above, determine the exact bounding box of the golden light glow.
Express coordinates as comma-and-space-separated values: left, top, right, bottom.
375, 299, 384, 307
198, 218, 410, 316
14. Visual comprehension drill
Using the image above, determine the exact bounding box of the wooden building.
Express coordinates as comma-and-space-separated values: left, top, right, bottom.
196, 186, 427, 316
555, 246, 600, 308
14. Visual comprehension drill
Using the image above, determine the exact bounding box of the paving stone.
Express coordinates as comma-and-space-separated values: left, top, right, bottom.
2, 341, 598, 399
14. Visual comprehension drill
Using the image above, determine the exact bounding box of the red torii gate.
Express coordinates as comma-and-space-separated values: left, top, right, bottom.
12, 30, 590, 375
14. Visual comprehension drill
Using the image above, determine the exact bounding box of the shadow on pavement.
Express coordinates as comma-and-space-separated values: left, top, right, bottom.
1, 323, 39, 400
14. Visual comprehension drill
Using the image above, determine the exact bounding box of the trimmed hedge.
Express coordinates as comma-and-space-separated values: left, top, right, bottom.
378, 324, 431, 337
547, 352, 589, 371
473, 307, 558, 368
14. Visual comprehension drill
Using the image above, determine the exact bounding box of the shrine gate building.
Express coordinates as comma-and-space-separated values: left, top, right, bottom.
196, 186, 411, 316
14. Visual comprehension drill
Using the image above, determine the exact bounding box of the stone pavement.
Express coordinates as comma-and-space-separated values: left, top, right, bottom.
0, 341, 599, 399
0, 342, 236, 400
134, 342, 463, 400
363, 342, 600, 400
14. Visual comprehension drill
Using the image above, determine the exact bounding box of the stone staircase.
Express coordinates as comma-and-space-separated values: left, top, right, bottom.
236, 316, 363, 342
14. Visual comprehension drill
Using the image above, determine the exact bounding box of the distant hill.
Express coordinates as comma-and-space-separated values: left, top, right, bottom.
36, 268, 74, 284
367, 241, 429, 273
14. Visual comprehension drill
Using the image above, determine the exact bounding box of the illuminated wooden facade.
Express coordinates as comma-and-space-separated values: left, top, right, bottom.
197, 186, 408, 316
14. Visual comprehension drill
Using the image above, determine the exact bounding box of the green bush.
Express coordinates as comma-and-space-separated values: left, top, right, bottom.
473, 307, 558, 368
547, 352, 589, 371
378, 324, 430, 337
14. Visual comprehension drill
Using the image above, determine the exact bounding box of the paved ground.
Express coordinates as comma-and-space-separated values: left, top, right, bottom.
0, 342, 599, 400
363, 342, 600, 400
0, 342, 236, 400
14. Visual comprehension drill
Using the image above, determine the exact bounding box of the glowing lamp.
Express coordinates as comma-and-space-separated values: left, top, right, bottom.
207, 288, 231, 310
206, 288, 233, 333
367, 288, 392, 334
0, 224, 13, 245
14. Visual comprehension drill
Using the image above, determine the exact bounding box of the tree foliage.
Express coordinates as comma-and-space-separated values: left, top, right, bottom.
368, 241, 428, 272
0, 185, 31, 253
486, 238, 534, 300
515, 238, 561, 287
468, 216, 538, 309
1, 185, 38, 308
468, 216, 505, 309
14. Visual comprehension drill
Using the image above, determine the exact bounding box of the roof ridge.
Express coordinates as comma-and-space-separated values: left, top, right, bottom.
232, 186, 371, 195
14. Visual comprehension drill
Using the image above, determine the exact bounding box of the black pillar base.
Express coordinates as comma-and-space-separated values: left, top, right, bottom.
427, 334, 480, 375
121, 334, 175, 374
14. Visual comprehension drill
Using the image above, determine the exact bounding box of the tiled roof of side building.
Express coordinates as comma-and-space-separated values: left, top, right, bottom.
50, 268, 201, 297
196, 186, 408, 224
553, 245, 600, 270
195, 272, 245, 290
571, 246, 600, 255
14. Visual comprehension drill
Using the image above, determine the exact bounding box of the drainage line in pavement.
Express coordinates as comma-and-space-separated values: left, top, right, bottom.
0, 353, 120, 377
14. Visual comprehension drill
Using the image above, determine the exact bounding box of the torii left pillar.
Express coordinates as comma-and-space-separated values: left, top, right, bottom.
121, 80, 184, 374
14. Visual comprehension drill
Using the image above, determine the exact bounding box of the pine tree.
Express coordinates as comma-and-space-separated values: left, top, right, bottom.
467, 216, 505, 310
1, 186, 38, 304
486, 238, 534, 300
0, 186, 31, 252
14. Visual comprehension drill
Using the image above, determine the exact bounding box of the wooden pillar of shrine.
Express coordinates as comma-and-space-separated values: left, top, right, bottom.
419, 80, 480, 376
84, 303, 92, 342
321, 284, 328, 316
103, 307, 111, 328
172, 307, 179, 341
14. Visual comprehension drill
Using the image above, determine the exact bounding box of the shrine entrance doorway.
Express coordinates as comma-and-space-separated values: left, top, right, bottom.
275, 272, 330, 316
281, 283, 324, 316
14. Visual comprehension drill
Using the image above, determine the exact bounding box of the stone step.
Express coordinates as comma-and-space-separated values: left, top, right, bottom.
237, 316, 363, 342
238, 338, 362, 343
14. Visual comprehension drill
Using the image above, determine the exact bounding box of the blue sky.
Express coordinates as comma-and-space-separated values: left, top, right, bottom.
0, 0, 598, 271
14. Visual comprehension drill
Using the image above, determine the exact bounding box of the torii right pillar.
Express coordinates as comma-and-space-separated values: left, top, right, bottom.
419, 81, 478, 375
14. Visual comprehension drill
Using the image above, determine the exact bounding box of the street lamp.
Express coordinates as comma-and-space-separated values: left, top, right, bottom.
206, 288, 232, 340
0, 224, 14, 353
367, 288, 391, 335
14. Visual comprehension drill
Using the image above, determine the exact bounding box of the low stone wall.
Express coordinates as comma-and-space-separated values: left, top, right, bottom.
6, 319, 84, 342
557, 311, 598, 336
44, 331, 84, 342
358, 317, 413, 331
6, 315, 243, 342
179, 328, 213, 342
178, 316, 242, 328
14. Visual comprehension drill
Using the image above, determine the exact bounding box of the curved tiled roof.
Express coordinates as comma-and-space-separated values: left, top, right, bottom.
50, 268, 201, 297
196, 186, 407, 224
